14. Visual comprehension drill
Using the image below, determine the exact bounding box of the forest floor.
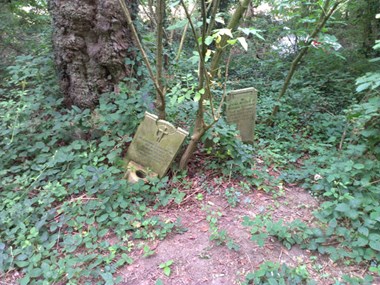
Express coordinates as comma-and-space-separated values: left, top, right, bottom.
4, 155, 376, 285
116, 155, 376, 285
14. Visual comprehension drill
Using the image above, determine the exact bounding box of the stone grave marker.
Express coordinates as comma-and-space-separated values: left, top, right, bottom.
125, 112, 188, 179
226, 87, 257, 144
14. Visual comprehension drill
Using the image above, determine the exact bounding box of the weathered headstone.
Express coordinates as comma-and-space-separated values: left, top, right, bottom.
226, 87, 257, 144
125, 112, 188, 179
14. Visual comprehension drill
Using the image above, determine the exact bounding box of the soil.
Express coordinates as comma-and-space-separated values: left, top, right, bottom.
116, 164, 378, 285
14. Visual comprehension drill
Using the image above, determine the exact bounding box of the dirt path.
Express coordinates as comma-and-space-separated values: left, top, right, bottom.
117, 181, 372, 284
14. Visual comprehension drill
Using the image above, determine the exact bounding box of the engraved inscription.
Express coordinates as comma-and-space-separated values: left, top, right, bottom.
226, 87, 257, 143
135, 136, 174, 164
227, 96, 255, 123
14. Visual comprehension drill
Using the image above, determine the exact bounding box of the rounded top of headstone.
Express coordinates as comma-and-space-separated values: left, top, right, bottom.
229, 87, 257, 95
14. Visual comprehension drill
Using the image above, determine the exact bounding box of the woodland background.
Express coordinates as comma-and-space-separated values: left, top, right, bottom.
0, 0, 379, 284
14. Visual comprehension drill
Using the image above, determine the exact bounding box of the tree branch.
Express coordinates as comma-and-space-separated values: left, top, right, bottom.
118, 0, 165, 107
268, 0, 343, 123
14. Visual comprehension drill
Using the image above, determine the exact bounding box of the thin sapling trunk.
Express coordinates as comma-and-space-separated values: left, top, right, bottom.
269, 0, 343, 122
156, 0, 166, 119
179, 0, 251, 170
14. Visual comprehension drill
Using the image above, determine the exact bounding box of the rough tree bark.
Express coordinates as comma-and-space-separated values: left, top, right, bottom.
48, 0, 137, 108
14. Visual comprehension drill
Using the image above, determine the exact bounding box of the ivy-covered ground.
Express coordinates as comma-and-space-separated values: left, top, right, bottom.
114, 160, 378, 285
2, 146, 378, 285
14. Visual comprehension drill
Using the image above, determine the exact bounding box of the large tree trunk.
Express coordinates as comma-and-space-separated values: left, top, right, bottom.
48, 0, 137, 108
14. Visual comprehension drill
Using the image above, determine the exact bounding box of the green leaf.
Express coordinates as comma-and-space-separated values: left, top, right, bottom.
163, 266, 171, 276
227, 39, 238, 45
174, 192, 185, 204
328, 218, 337, 228
70, 140, 82, 150
165, 260, 174, 266
238, 27, 265, 40
355, 237, 369, 247
101, 272, 115, 285
205, 36, 214, 46
369, 240, 380, 251
217, 28, 233, 38
63, 234, 83, 253
15, 260, 29, 268
156, 279, 164, 285
373, 39, 380, 49
347, 209, 359, 219
29, 268, 42, 278
356, 72, 380, 91
237, 37, 248, 51
19, 275, 30, 285
107, 151, 118, 161
358, 227, 369, 237
368, 57, 380, 63
335, 203, 350, 213
121, 253, 134, 265
369, 233, 380, 241
370, 211, 380, 222
86, 217, 95, 224
194, 91, 201, 102
353, 163, 365, 169
16, 254, 29, 261
97, 213, 109, 223
98, 229, 108, 237
268, 277, 278, 285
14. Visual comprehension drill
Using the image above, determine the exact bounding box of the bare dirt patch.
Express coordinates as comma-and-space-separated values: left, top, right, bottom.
117, 175, 373, 285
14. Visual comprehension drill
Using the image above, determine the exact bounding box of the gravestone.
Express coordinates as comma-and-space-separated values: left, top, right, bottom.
125, 112, 188, 178
226, 87, 257, 144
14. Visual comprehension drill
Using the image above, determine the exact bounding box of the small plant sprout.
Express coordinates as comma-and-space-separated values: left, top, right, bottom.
143, 244, 156, 258
196, 193, 204, 201
159, 259, 174, 277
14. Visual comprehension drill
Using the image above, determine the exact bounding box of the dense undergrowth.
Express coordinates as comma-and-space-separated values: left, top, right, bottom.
0, 56, 181, 285
231, 40, 380, 284
1, 3, 380, 285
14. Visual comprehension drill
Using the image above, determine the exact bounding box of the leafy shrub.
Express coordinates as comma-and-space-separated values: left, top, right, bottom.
202, 118, 255, 176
